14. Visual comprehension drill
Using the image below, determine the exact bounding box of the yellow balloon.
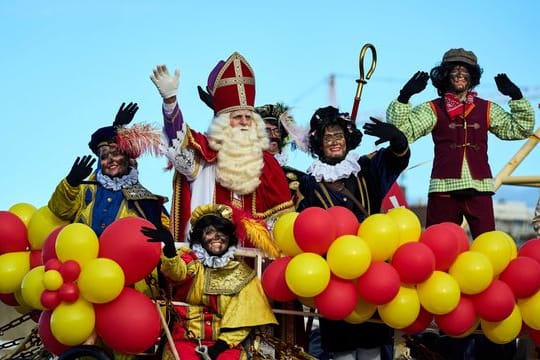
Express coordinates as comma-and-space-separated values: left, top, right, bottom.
344, 296, 377, 324
0, 251, 31, 293
387, 207, 422, 246
517, 289, 540, 330
357, 213, 399, 261
470, 231, 513, 275
51, 298, 95, 346
43, 269, 63, 291
378, 286, 420, 329
21, 265, 46, 310
56, 223, 99, 266
14, 289, 28, 307
27, 206, 68, 250
505, 235, 518, 261
285, 253, 330, 297
273, 212, 302, 256
9, 203, 37, 227
79, 258, 125, 304
327, 235, 371, 279
417, 271, 460, 315
480, 305, 522, 344
448, 251, 493, 295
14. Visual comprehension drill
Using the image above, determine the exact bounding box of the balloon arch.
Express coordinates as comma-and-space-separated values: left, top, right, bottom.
2, 202, 540, 356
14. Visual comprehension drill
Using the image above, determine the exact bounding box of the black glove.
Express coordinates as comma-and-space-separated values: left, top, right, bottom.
362, 117, 408, 153
197, 85, 215, 111
113, 102, 139, 127
494, 73, 523, 100
207, 340, 228, 360
66, 155, 96, 187
141, 223, 176, 258
398, 71, 429, 103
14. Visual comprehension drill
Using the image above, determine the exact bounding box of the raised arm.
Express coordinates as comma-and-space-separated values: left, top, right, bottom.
150, 64, 182, 144
386, 71, 436, 143
489, 73, 535, 139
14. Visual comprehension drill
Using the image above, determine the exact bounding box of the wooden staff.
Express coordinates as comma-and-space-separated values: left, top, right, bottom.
350, 43, 377, 122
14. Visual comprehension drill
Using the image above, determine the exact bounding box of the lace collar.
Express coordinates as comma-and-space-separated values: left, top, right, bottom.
192, 243, 236, 268
307, 151, 361, 182
96, 167, 139, 191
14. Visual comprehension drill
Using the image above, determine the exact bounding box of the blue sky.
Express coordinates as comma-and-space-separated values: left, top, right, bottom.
1, 0, 539, 211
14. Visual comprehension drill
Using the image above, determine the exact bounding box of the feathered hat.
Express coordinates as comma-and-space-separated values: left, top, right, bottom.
255, 103, 294, 146
190, 204, 281, 259
88, 102, 161, 159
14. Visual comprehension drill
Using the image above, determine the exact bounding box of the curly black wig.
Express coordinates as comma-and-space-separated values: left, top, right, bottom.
188, 214, 238, 247
430, 61, 483, 96
308, 106, 363, 162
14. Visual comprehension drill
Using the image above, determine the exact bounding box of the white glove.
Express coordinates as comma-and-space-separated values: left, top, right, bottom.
150, 65, 180, 99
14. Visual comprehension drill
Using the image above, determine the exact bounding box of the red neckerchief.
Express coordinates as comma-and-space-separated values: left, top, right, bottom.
444, 91, 477, 120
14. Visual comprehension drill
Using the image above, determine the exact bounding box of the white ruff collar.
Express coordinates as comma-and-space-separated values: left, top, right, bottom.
96, 167, 139, 191
192, 243, 237, 268
307, 152, 361, 182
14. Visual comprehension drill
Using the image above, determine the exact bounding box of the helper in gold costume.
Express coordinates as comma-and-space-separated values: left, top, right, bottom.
48, 102, 169, 235
142, 204, 277, 360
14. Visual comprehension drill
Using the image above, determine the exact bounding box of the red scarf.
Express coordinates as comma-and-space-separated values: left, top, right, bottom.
444, 91, 477, 120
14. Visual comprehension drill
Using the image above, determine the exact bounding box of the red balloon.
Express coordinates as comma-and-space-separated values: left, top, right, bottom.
58, 282, 80, 303
315, 275, 357, 320
41, 290, 61, 309
435, 296, 477, 336
261, 257, 296, 302
519, 238, 540, 265
0, 210, 29, 254
391, 242, 435, 284
356, 262, 400, 305
95, 287, 161, 354
30, 249, 43, 268
293, 207, 337, 255
401, 307, 433, 334
45, 258, 62, 271
441, 222, 470, 253
472, 279, 515, 322
419, 223, 461, 271
60, 260, 81, 283
41, 226, 63, 263
99, 217, 161, 285
38, 310, 71, 355
326, 206, 360, 237
0, 293, 19, 306
499, 256, 540, 299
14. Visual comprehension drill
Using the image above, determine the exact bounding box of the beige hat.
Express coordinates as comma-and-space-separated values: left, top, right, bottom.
442, 48, 477, 66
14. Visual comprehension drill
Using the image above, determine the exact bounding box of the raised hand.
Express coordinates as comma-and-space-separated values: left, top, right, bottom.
141, 223, 176, 258
150, 65, 180, 100
494, 73, 523, 100
113, 102, 139, 127
398, 71, 429, 103
66, 155, 96, 187
363, 117, 408, 152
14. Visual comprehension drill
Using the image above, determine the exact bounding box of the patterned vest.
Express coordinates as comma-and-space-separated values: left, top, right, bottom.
430, 97, 492, 179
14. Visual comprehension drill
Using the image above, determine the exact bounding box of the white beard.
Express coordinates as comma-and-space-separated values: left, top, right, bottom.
207, 112, 269, 195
